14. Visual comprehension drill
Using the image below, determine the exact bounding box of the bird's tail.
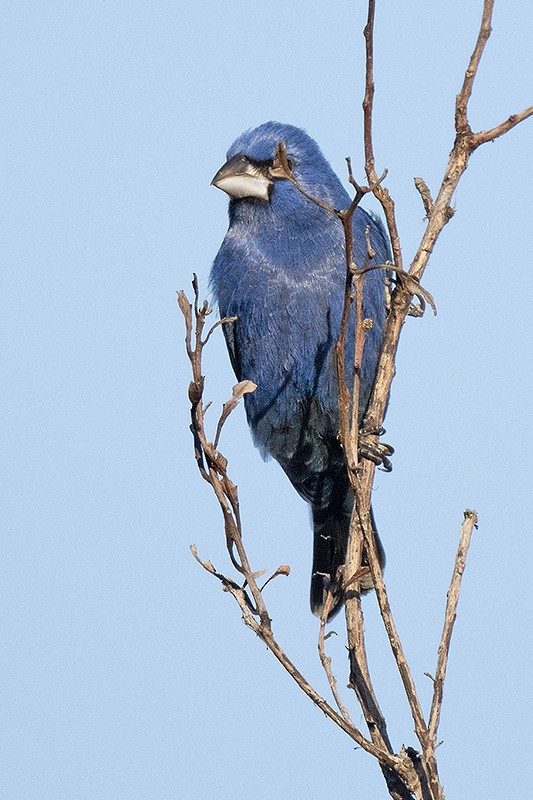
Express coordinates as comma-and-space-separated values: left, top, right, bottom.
310, 497, 385, 619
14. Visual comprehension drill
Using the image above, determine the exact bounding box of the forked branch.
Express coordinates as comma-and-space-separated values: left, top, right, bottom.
181, 2, 530, 799
335, 1, 529, 798
178, 279, 414, 779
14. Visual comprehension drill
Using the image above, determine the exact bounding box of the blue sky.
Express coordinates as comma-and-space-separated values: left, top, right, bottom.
2, 1, 532, 798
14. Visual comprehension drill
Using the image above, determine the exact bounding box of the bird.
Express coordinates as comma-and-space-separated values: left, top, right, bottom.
210, 121, 390, 618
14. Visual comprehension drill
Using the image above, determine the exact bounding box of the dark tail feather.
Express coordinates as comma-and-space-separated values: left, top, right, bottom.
310, 498, 385, 619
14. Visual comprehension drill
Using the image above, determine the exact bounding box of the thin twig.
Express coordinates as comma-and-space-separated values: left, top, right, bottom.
357, 505, 431, 747
414, 178, 434, 218
428, 510, 478, 743
178, 280, 270, 623
202, 315, 237, 347
473, 106, 533, 146
410, 0, 532, 285
178, 280, 413, 777
318, 592, 354, 724
362, 0, 403, 273
455, 0, 494, 135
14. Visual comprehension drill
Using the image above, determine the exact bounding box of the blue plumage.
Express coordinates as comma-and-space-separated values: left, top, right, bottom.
210, 122, 389, 617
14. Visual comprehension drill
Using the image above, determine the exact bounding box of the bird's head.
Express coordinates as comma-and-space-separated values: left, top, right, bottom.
211, 121, 347, 213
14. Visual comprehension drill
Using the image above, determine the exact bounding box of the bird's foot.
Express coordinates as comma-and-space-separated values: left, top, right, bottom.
358, 426, 394, 472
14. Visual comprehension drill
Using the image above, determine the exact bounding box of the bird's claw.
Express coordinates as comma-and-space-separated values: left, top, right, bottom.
358, 426, 394, 472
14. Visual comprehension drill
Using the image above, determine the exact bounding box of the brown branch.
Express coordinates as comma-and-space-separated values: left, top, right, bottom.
414, 178, 434, 218
202, 314, 237, 346
362, 0, 403, 274
340, 1, 529, 797
178, 279, 417, 780
190, 544, 387, 756
318, 591, 354, 724
260, 621, 405, 771
182, 2, 531, 799
352, 6, 435, 797
409, 0, 532, 285
344, 526, 421, 800
455, 0, 494, 135
214, 379, 257, 449
428, 510, 478, 744
362, 510, 430, 742
472, 106, 533, 146
271, 142, 339, 214
178, 280, 270, 623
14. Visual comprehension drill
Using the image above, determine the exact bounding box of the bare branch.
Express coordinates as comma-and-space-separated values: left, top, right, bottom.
202, 314, 237, 347
362, 0, 403, 273
453, 0, 533, 149
428, 510, 478, 743
455, 0, 494, 134
271, 142, 338, 214
318, 592, 354, 724
472, 106, 533, 146
214, 380, 257, 449
259, 563, 291, 593
344, 516, 423, 800
182, 2, 531, 799
178, 281, 412, 776
260, 621, 402, 769
414, 178, 434, 218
